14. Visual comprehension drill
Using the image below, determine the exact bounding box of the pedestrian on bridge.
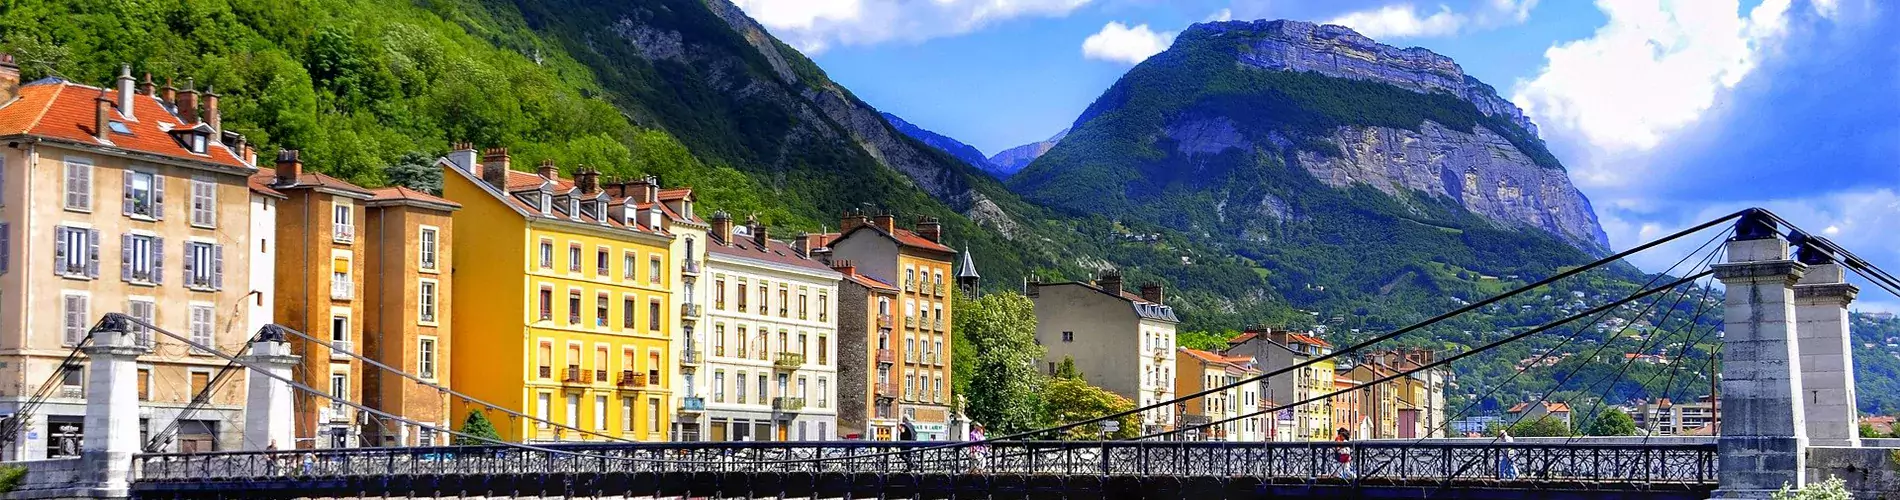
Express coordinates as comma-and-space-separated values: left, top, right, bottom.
1497, 429, 1518, 480
967, 423, 988, 473
899, 416, 917, 471
1333, 428, 1354, 480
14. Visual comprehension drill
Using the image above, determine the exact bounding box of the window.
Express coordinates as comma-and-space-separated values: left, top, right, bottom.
736, 281, 748, 311
595, 346, 608, 382
757, 284, 768, 315
623, 297, 636, 329
1062, 331, 1074, 342
596, 247, 610, 276
538, 287, 553, 320
714, 325, 726, 356
568, 290, 582, 324
735, 370, 748, 403
120, 234, 161, 284
329, 373, 348, 409
122, 170, 162, 219
647, 398, 660, 434
713, 371, 726, 402
418, 279, 439, 323
61, 294, 88, 346
594, 395, 608, 431
183, 242, 223, 290
539, 239, 554, 269
537, 342, 552, 378
623, 253, 636, 281
798, 333, 809, 358
798, 291, 807, 319
419, 227, 439, 271
190, 305, 214, 354
817, 378, 828, 407
621, 398, 634, 433
779, 288, 789, 317
818, 335, 828, 365
189, 178, 216, 228
64, 157, 92, 211
818, 294, 828, 322
596, 293, 609, 327
648, 300, 661, 331
128, 299, 154, 347
648, 351, 661, 383
138, 368, 150, 401
54, 226, 98, 278
568, 243, 581, 272
329, 314, 348, 343
418, 337, 437, 379
565, 394, 579, 428
757, 375, 769, 404
331, 201, 352, 243
535, 392, 551, 428
649, 257, 662, 283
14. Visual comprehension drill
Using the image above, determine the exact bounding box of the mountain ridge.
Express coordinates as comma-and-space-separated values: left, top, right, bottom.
988, 128, 1069, 179
880, 112, 1007, 179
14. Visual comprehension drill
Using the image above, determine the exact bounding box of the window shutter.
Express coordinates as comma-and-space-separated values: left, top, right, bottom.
121, 233, 132, 281
86, 229, 100, 278
152, 176, 164, 219
122, 170, 134, 215
0, 223, 9, 275
182, 242, 196, 286
151, 237, 164, 284
52, 227, 67, 276
211, 244, 223, 289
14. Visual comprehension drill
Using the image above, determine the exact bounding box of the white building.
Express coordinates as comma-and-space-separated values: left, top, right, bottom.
1028, 272, 1179, 432
701, 213, 841, 441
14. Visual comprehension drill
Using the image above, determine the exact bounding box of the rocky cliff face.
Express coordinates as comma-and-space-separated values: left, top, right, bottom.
988, 128, 1069, 178
1209, 20, 1540, 137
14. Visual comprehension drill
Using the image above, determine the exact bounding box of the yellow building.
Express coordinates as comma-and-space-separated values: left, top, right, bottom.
1175, 349, 1264, 441
439, 147, 675, 442
1224, 329, 1334, 440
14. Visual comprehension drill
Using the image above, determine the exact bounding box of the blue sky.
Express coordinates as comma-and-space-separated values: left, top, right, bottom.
733, 0, 1898, 305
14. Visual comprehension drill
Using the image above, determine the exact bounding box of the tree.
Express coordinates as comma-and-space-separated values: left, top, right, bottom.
1053, 356, 1083, 380
1585, 408, 1638, 436
1041, 378, 1140, 440
455, 409, 502, 445
1500, 417, 1571, 437
953, 289, 1046, 434
385, 151, 442, 194
1770, 476, 1852, 500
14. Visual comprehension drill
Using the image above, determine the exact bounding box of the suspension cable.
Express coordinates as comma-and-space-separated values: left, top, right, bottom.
0, 336, 94, 453
144, 336, 260, 452
1556, 266, 1720, 440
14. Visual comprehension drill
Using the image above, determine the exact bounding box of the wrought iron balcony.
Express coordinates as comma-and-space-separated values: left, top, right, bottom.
774, 352, 805, 370
877, 314, 893, 328
618, 370, 647, 389
933, 282, 945, 296
875, 348, 895, 365
681, 259, 701, 275
772, 397, 806, 412
679, 349, 702, 365
933, 318, 945, 331
875, 382, 899, 398
538, 366, 552, 379
565, 366, 583, 383
904, 278, 916, 292
679, 396, 705, 412
904, 316, 917, 329
680, 303, 702, 318
595, 369, 608, 383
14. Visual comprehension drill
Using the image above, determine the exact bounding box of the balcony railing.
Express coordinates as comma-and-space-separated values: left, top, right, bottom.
681, 259, 701, 275
904, 316, 916, 329
875, 382, 899, 397
59, 386, 83, 399
565, 366, 584, 383
904, 278, 916, 292
595, 369, 608, 383
877, 314, 893, 328
933, 318, 944, 331
333, 223, 355, 243
875, 348, 895, 365
327, 402, 350, 420
618, 370, 647, 389
538, 366, 552, 379
933, 282, 945, 296
329, 340, 354, 359
330, 280, 354, 301
772, 397, 806, 412
679, 349, 702, 365
680, 396, 705, 412
774, 352, 805, 370
680, 303, 703, 318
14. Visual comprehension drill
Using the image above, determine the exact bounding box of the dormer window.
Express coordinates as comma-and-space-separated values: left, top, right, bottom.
567, 197, 579, 220
537, 193, 550, 214
596, 201, 609, 224
579, 199, 595, 219
189, 133, 207, 154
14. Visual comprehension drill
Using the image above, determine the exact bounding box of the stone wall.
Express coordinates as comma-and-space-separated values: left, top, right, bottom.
1807, 446, 1900, 500
2, 458, 94, 499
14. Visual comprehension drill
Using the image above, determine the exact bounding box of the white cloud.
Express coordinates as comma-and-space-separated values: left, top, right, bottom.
732, 0, 1095, 54
1598, 188, 1900, 279
1206, 8, 1234, 22
1323, 1, 1538, 39
1512, 0, 1795, 163
1081, 22, 1177, 64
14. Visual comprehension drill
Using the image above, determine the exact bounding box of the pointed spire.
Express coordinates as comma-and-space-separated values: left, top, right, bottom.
957, 247, 980, 279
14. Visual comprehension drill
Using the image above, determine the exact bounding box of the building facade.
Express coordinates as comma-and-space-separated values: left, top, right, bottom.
635, 181, 709, 441
1224, 328, 1333, 440
812, 212, 958, 440
832, 260, 901, 440
441, 148, 675, 442
1632, 396, 1719, 436
1028, 272, 1179, 433
1175, 349, 1263, 441
700, 213, 840, 441
0, 66, 271, 458
358, 186, 458, 447
1370, 349, 1447, 439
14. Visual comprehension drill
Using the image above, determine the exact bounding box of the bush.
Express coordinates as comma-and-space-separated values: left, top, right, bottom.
455, 409, 503, 445
0, 465, 24, 493
1771, 476, 1852, 500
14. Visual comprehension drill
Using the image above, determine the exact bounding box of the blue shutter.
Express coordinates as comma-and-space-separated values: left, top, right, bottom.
86, 229, 100, 278
211, 243, 223, 290
122, 170, 133, 216
151, 236, 164, 285
120, 233, 132, 281
182, 242, 196, 287
52, 227, 66, 276
151, 175, 164, 219
0, 223, 9, 275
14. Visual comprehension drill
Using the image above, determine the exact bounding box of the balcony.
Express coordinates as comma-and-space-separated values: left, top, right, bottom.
618, 370, 647, 389
772, 397, 806, 413
933, 318, 945, 332
681, 259, 701, 275
774, 352, 805, 370
327, 401, 351, 421
680, 303, 703, 318
538, 366, 552, 379
595, 369, 608, 383
329, 340, 354, 359
904, 316, 917, 329
933, 282, 945, 296
333, 223, 355, 244
564, 366, 584, 384
875, 348, 895, 365
679, 349, 703, 365
875, 382, 899, 398
904, 278, 916, 293
59, 386, 83, 399
877, 314, 894, 328
330, 280, 354, 301
680, 396, 706, 412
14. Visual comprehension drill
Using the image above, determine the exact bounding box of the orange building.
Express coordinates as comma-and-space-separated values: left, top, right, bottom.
359, 186, 459, 446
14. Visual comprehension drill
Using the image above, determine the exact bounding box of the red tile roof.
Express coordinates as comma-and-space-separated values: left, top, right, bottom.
1507, 402, 1572, 414
367, 186, 461, 210
1179, 348, 1229, 365
817, 224, 955, 254
657, 188, 692, 201
0, 80, 250, 169
709, 235, 833, 273
246, 174, 285, 199
1285, 333, 1331, 348
251, 171, 376, 197
1226, 332, 1259, 345
842, 271, 898, 292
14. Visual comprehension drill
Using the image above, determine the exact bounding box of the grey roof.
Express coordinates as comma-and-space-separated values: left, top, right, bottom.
957, 247, 980, 279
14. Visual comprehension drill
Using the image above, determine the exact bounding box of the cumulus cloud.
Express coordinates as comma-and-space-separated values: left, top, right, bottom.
732, 0, 1095, 54
1513, 0, 1794, 161
1081, 22, 1177, 64
1323, 1, 1538, 39
1206, 8, 1234, 22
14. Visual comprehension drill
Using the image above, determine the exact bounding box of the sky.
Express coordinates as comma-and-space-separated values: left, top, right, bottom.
731, 0, 1900, 307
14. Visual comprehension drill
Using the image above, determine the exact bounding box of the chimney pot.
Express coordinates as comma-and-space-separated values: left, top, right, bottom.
203, 85, 221, 134
840, 210, 868, 233
138, 72, 155, 95
116, 64, 135, 121
537, 159, 558, 180
1140, 283, 1165, 304
917, 216, 943, 243
176, 78, 200, 124
160, 77, 176, 106
275, 150, 303, 184
1098, 271, 1123, 296
710, 210, 734, 244
447, 142, 478, 172
479, 147, 510, 190
830, 260, 857, 276
871, 213, 896, 234
577, 167, 600, 194
630, 176, 659, 204
93, 88, 112, 141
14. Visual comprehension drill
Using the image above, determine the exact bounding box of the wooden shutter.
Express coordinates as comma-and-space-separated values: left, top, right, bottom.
52, 227, 66, 276
182, 242, 196, 285
122, 170, 134, 215
151, 237, 163, 284
120, 233, 133, 281
151, 175, 164, 219
211, 244, 223, 290
86, 229, 100, 278
0, 222, 8, 275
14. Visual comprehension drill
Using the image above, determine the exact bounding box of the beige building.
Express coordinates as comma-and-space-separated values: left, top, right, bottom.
1175, 349, 1263, 441
1224, 328, 1334, 440
1028, 272, 1178, 432
0, 65, 268, 458
1632, 396, 1719, 436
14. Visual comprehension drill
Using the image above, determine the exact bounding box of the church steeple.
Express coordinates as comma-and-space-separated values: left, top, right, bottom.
956, 247, 981, 295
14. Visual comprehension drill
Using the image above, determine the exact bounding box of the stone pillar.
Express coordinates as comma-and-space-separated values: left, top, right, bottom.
80, 315, 152, 496
241, 328, 300, 451
1710, 219, 1810, 499
1792, 247, 1860, 448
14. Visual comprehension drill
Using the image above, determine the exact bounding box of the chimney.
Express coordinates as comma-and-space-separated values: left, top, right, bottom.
160, 77, 176, 106
576, 168, 600, 194
536, 159, 558, 180
710, 210, 734, 244
138, 73, 155, 96
447, 142, 478, 172
830, 260, 857, 277
916, 216, 942, 243
1098, 271, 1123, 297
747, 216, 769, 247
176, 78, 199, 124
93, 87, 112, 142
793, 233, 823, 257
275, 149, 303, 184
840, 210, 868, 233
115, 64, 135, 121
0, 54, 19, 105
480, 147, 510, 190
871, 213, 895, 234
203, 86, 220, 134
630, 175, 659, 204
242, 143, 256, 165
1140, 283, 1165, 304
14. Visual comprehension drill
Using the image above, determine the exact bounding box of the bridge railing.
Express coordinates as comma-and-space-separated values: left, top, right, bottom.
131, 441, 1715, 486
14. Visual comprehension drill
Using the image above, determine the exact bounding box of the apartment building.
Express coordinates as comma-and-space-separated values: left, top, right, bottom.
1175, 349, 1263, 441
1330, 372, 1370, 439
1028, 272, 1179, 433
1224, 328, 1333, 440
831, 260, 902, 440
358, 186, 458, 446
619, 180, 710, 441
811, 211, 957, 440
1506, 401, 1573, 430
700, 213, 840, 441
0, 65, 270, 458
1371, 348, 1448, 439
1632, 396, 1719, 436
1340, 361, 1401, 439
441, 147, 675, 442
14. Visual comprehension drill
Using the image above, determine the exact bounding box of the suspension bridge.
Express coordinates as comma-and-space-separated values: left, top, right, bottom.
7, 208, 1898, 499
